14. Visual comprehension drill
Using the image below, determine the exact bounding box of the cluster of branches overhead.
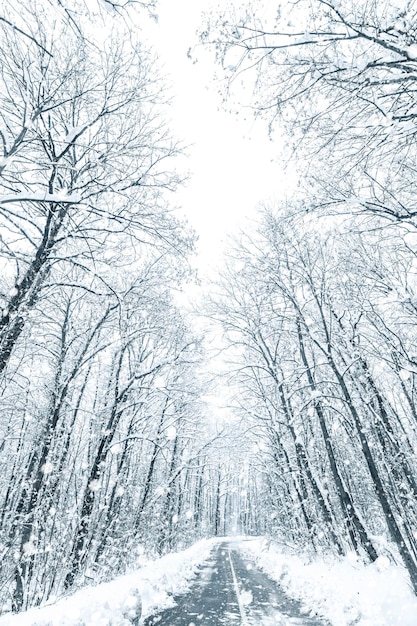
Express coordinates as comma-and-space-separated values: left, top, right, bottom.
0, 0, 157, 47
203, 0, 417, 223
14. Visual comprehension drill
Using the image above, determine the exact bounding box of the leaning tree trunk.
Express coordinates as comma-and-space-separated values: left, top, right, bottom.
297, 318, 379, 562
310, 298, 417, 593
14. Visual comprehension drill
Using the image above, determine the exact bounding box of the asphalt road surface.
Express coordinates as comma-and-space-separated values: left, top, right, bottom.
143, 540, 328, 625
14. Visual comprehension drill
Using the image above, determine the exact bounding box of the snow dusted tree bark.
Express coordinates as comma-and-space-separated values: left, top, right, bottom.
11, 300, 117, 611
0, 0, 213, 612
64, 328, 195, 588
295, 318, 378, 561
210, 208, 417, 592
0, 259, 214, 610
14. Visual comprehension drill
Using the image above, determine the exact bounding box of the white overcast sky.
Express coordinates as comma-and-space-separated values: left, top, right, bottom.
144, 0, 286, 272
143, 0, 288, 421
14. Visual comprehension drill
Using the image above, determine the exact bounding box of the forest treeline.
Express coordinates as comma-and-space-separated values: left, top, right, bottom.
0, 0, 237, 613
205, 0, 417, 597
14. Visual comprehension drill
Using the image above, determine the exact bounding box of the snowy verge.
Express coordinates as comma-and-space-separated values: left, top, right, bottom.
239, 537, 417, 626
0, 538, 218, 625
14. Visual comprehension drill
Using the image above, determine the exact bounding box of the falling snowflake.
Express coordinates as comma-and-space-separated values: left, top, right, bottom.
41, 462, 53, 475
166, 426, 177, 440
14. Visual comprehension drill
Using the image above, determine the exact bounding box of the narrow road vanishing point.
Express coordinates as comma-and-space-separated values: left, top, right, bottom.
144, 540, 328, 625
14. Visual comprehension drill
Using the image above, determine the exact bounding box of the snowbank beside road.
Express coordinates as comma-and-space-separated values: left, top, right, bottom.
240, 537, 417, 626
0, 538, 217, 625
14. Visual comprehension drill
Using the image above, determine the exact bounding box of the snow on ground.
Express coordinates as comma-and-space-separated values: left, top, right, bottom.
3, 536, 417, 625
0, 538, 218, 625
240, 537, 417, 626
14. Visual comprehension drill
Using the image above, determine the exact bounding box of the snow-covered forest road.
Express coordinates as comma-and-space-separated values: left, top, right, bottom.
144, 540, 326, 626
2, 537, 417, 625
5, 1, 417, 623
